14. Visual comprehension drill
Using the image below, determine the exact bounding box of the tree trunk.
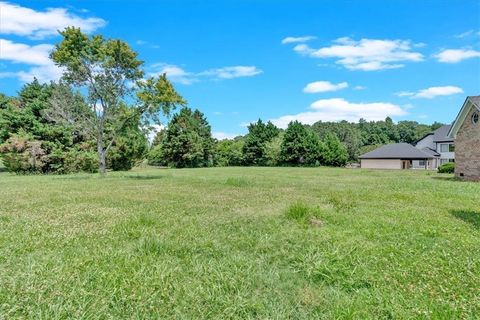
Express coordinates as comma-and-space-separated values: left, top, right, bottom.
97, 139, 107, 177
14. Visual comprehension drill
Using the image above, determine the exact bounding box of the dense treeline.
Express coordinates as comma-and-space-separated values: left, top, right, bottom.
0, 79, 444, 173
310, 118, 444, 161
0, 80, 147, 174
0, 28, 444, 174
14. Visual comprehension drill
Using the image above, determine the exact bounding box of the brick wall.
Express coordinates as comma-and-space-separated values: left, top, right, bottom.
455, 106, 480, 181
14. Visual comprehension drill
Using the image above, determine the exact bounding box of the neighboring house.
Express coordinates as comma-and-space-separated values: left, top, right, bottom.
359, 143, 434, 170
447, 96, 480, 181
414, 125, 455, 169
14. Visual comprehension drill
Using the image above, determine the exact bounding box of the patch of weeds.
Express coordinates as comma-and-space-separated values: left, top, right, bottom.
114, 213, 158, 240
0, 215, 11, 223
327, 194, 356, 212
137, 213, 157, 227
285, 202, 310, 221
285, 202, 324, 227
135, 236, 164, 256
225, 177, 252, 187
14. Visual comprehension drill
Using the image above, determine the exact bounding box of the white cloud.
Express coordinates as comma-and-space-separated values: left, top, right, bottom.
199, 66, 262, 79
212, 131, 239, 140
150, 64, 262, 84
0, 39, 52, 65
149, 63, 197, 85
397, 86, 463, 99
434, 49, 480, 63
15, 64, 63, 83
281, 36, 316, 44
270, 98, 407, 128
303, 81, 348, 93
292, 37, 424, 71
454, 30, 476, 38
0, 1, 106, 39
0, 39, 62, 83
353, 85, 367, 90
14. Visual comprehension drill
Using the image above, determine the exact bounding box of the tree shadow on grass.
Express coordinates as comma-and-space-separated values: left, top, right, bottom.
127, 175, 167, 180
451, 210, 480, 229
431, 176, 465, 182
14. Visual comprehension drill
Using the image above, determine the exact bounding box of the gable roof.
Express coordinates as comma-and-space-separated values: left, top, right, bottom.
432, 125, 453, 142
415, 124, 453, 145
448, 96, 480, 138
359, 143, 435, 159
421, 147, 440, 157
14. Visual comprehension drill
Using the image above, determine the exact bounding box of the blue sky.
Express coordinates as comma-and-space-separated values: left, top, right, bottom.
1, 0, 479, 139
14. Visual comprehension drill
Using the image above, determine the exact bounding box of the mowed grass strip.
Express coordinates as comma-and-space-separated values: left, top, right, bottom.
0, 167, 479, 319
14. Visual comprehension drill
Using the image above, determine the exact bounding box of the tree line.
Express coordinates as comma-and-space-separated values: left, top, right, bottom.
0, 28, 444, 174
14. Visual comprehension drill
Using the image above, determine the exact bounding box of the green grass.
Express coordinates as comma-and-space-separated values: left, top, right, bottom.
0, 167, 479, 319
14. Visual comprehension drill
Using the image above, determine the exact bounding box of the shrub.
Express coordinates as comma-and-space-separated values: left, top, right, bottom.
438, 162, 455, 174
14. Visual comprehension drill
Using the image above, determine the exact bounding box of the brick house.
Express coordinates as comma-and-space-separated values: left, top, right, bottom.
448, 96, 480, 181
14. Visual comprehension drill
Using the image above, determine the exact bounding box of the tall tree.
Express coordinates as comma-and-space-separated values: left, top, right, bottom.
161, 107, 214, 168
280, 121, 321, 166
320, 133, 348, 167
242, 119, 279, 165
49, 27, 185, 175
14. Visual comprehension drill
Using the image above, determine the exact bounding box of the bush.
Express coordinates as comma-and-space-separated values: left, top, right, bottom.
438, 162, 455, 174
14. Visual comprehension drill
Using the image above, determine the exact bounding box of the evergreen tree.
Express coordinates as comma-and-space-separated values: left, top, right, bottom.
162, 107, 214, 168
242, 119, 279, 165
280, 121, 321, 166
320, 133, 348, 167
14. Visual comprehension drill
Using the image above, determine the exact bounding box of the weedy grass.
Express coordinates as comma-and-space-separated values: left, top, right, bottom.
0, 166, 479, 319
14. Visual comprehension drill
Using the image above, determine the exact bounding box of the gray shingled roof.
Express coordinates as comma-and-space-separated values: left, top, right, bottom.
359, 143, 434, 159
432, 125, 453, 143
421, 147, 440, 157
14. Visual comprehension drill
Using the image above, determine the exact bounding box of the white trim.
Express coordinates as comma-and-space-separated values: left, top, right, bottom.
448, 97, 480, 138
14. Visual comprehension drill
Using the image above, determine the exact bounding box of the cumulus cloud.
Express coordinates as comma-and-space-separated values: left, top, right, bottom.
149, 64, 262, 84
0, 1, 105, 39
434, 49, 480, 63
0, 39, 52, 65
281, 36, 316, 44
292, 37, 424, 71
149, 63, 197, 85
303, 81, 348, 93
0, 39, 62, 83
270, 98, 407, 128
212, 131, 239, 140
396, 86, 463, 99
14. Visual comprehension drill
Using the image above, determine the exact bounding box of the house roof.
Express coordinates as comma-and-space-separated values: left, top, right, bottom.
414, 124, 453, 145
359, 143, 435, 159
432, 125, 453, 143
421, 147, 440, 157
448, 96, 480, 138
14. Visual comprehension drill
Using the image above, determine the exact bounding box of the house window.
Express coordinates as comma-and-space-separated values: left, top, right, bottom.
440, 143, 454, 153
473, 112, 479, 125
440, 158, 455, 165
419, 160, 425, 166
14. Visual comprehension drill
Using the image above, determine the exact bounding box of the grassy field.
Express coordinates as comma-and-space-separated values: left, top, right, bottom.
0, 167, 479, 319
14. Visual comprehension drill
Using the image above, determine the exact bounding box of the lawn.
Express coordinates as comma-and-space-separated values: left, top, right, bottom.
0, 167, 479, 319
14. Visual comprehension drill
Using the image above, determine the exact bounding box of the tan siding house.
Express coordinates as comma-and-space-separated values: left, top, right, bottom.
359, 143, 434, 170
448, 96, 480, 181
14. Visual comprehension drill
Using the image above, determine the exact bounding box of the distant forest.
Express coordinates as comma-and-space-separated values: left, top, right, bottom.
0, 79, 444, 174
